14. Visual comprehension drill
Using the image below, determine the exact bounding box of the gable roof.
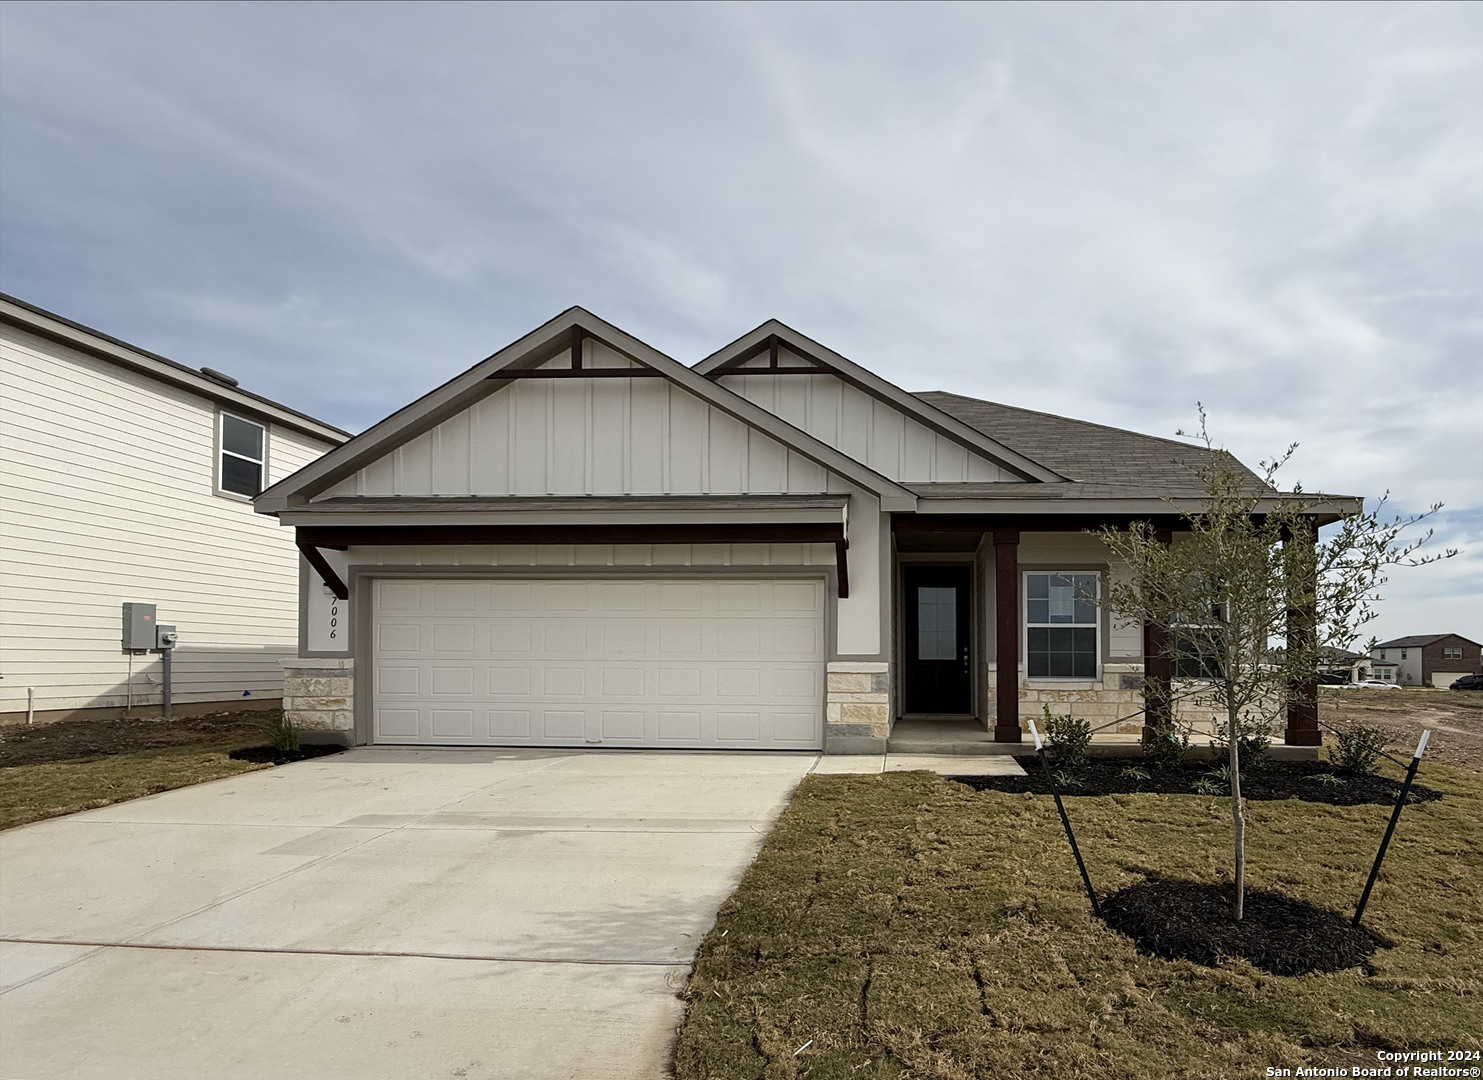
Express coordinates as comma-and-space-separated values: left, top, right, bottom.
1374, 634, 1479, 649
915, 392, 1256, 497
255, 307, 918, 514
693, 321, 1065, 484
0, 292, 348, 444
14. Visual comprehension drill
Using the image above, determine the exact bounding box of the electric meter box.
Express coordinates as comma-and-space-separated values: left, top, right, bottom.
155, 625, 178, 650
122, 603, 157, 651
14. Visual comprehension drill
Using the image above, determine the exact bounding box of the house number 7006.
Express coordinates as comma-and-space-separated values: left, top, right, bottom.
329, 600, 339, 640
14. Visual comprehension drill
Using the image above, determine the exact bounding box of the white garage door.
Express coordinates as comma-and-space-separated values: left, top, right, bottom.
371, 577, 825, 749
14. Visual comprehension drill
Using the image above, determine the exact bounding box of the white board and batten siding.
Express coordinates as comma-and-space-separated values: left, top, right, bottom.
371, 577, 825, 748
306, 339, 890, 659
316, 341, 840, 499
717, 351, 1015, 484
0, 324, 338, 714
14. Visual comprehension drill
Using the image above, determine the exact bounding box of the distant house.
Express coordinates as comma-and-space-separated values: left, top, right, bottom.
1371, 635, 1483, 688
1316, 647, 1398, 685
0, 293, 348, 721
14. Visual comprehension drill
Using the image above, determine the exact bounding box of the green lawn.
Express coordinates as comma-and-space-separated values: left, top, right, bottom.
674, 762, 1483, 1079
0, 741, 271, 830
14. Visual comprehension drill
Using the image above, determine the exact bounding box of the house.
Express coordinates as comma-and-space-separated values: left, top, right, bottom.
1314, 647, 1398, 685
1371, 635, 1482, 688
0, 293, 348, 722
254, 308, 1361, 752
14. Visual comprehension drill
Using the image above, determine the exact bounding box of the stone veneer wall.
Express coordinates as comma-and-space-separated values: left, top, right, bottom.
825, 661, 890, 753
986, 661, 1258, 738
280, 657, 354, 745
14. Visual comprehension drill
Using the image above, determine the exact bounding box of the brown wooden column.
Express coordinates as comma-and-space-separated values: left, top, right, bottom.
1285, 520, 1321, 746
1141, 526, 1174, 744
993, 528, 1021, 742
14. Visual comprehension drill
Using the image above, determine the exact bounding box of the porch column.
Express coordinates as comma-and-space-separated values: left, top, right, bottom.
1284, 520, 1321, 746
993, 527, 1021, 742
1141, 526, 1174, 744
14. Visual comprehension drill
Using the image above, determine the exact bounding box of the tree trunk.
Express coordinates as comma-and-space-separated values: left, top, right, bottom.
1228, 701, 1245, 921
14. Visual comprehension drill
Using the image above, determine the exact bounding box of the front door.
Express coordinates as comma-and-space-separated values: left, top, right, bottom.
903, 565, 972, 714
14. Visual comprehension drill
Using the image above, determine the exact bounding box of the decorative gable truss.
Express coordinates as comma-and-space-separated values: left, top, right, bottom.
256, 309, 919, 606
695, 320, 1064, 487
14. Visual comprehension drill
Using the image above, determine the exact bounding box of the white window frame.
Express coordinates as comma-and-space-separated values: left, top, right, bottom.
1444, 646, 1463, 660
215, 410, 268, 500
1022, 570, 1101, 681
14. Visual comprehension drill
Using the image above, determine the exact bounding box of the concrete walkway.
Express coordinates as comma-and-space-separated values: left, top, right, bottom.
0, 747, 1020, 1079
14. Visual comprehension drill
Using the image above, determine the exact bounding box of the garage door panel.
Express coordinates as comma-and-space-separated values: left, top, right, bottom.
372, 578, 824, 748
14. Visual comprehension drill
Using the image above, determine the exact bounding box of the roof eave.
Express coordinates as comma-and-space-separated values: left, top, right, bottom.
0, 294, 348, 444
694, 320, 1067, 484
255, 308, 918, 516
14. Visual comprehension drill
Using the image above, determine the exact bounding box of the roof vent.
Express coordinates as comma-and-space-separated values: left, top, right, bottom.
200, 366, 239, 387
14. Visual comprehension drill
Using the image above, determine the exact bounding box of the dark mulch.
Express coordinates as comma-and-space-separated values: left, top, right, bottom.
0, 712, 272, 768
1100, 880, 1379, 976
949, 758, 1440, 806
228, 745, 344, 765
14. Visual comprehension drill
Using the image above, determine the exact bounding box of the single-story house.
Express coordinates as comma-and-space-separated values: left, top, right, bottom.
254, 308, 1359, 752
1372, 635, 1482, 688
0, 293, 348, 722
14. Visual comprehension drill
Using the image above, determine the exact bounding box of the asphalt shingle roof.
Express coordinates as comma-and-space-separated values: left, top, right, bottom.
1373, 635, 1476, 649
913, 391, 1264, 497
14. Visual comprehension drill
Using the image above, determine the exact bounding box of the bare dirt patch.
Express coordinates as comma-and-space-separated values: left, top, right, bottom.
0, 710, 273, 768
1322, 689, 1483, 773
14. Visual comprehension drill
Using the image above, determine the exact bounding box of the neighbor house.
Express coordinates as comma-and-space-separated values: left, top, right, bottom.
1371, 635, 1482, 688
0, 293, 347, 721
254, 309, 1360, 752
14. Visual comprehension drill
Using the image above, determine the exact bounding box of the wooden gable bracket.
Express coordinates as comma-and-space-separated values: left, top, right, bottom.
704, 334, 828, 377
487, 326, 665, 379
298, 541, 349, 601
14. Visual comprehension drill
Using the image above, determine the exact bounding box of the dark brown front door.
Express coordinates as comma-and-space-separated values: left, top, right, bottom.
903, 565, 972, 714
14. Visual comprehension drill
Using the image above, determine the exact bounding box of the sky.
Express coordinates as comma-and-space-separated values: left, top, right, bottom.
2, 1, 1479, 646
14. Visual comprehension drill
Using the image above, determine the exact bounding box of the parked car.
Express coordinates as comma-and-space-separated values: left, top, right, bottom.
1449, 674, 1483, 691
1348, 680, 1402, 690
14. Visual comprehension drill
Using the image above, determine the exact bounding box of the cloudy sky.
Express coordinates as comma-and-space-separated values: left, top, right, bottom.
2, 1, 1479, 644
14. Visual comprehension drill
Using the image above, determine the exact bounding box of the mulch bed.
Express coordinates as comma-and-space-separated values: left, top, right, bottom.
0, 712, 270, 768
1099, 880, 1379, 976
950, 758, 1440, 806
228, 745, 345, 765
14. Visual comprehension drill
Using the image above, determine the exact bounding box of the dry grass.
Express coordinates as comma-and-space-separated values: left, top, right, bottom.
674, 760, 1483, 1078
0, 741, 270, 830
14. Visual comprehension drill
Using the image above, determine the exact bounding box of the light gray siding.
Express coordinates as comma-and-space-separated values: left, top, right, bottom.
318, 341, 838, 499
0, 324, 337, 714
717, 354, 1014, 484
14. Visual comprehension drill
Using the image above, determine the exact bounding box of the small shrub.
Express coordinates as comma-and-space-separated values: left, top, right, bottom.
1330, 723, 1388, 775
1049, 767, 1083, 791
1211, 716, 1272, 768
261, 713, 300, 753
1143, 726, 1191, 771
1192, 765, 1232, 796
1043, 705, 1092, 767
1119, 765, 1151, 782
1307, 772, 1345, 787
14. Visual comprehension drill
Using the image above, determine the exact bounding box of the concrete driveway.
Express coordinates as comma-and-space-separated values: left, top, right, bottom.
0, 748, 819, 1080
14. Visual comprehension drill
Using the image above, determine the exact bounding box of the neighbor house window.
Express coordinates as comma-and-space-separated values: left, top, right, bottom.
1444, 646, 1463, 660
1401, 649, 1408, 660
218, 413, 266, 496
1025, 572, 1099, 678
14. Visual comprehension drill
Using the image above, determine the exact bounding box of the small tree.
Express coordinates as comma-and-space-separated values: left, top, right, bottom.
1097, 407, 1453, 920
